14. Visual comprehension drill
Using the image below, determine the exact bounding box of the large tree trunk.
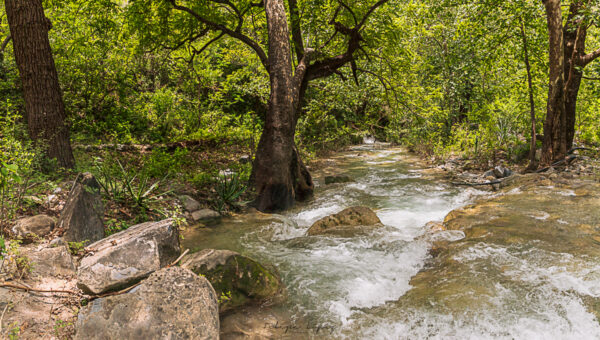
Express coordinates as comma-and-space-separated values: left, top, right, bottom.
252, 0, 313, 212
541, 0, 567, 164
5, 0, 75, 169
563, 2, 586, 150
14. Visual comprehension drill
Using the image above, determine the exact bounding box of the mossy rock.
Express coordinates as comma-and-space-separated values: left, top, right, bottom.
180, 249, 282, 312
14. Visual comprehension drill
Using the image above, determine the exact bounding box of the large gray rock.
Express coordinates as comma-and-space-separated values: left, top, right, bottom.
75, 267, 219, 340
57, 173, 104, 243
77, 219, 180, 294
179, 194, 201, 212
181, 249, 282, 313
191, 208, 221, 223
307, 206, 383, 237
12, 214, 55, 242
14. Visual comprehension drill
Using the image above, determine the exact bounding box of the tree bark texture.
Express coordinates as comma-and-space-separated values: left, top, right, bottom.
4, 0, 75, 168
563, 1, 585, 151
252, 0, 313, 212
541, 0, 567, 164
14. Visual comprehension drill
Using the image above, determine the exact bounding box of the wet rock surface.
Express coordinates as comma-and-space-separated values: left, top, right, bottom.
77, 219, 180, 294
379, 176, 600, 331
181, 249, 282, 313
75, 266, 219, 340
307, 206, 382, 236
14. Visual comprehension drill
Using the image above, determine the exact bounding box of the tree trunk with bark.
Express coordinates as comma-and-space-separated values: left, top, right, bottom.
4, 0, 75, 169
251, 0, 313, 212
165, 0, 388, 212
563, 1, 586, 151
541, 0, 567, 164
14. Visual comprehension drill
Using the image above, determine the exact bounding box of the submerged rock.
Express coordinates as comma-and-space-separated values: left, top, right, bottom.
180, 249, 282, 312
75, 267, 219, 340
397, 179, 600, 318
77, 219, 180, 294
307, 206, 382, 236
324, 175, 353, 185
57, 173, 104, 243
12, 214, 55, 242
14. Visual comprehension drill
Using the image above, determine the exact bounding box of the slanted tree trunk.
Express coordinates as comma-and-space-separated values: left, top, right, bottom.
5, 0, 75, 169
252, 0, 313, 212
541, 0, 567, 164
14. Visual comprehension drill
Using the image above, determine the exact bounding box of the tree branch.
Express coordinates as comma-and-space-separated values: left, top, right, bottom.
305, 0, 389, 81
288, 0, 304, 64
581, 47, 600, 66
166, 0, 268, 69
0, 35, 11, 53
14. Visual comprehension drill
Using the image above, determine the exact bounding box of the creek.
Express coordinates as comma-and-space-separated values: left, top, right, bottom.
183, 145, 600, 339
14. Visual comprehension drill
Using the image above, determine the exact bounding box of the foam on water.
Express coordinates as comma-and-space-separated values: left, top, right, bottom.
213, 147, 599, 339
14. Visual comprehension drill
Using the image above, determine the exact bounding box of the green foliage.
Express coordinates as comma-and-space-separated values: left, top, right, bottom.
218, 290, 232, 304
0, 100, 40, 227
143, 147, 191, 178
214, 171, 247, 213
0, 238, 32, 280
92, 157, 171, 209
67, 240, 89, 256
105, 218, 130, 236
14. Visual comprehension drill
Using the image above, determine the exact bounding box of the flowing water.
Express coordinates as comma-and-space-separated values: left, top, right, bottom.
182, 145, 600, 339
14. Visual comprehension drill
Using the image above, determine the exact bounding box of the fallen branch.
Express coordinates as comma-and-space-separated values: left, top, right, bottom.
536, 155, 578, 173
88, 281, 142, 301
0, 282, 83, 297
568, 147, 597, 154
451, 180, 502, 187
167, 249, 189, 268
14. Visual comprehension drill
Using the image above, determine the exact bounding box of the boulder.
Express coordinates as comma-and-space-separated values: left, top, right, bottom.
12, 214, 55, 242
77, 219, 180, 294
181, 249, 282, 312
483, 169, 495, 178
307, 206, 383, 236
75, 267, 219, 340
179, 194, 201, 212
57, 173, 104, 243
191, 208, 221, 223
324, 175, 353, 185
492, 166, 513, 179
25, 245, 75, 277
